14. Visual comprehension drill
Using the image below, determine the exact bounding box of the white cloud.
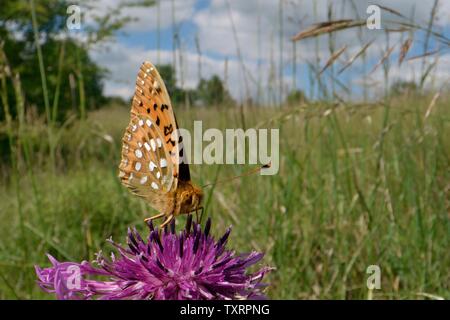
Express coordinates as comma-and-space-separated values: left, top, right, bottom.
84, 0, 196, 33
193, 0, 448, 62
380, 52, 450, 86
347, 51, 450, 100
90, 41, 256, 102
86, 0, 449, 102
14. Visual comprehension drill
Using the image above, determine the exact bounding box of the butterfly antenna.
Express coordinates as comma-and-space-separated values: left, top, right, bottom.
202, 163, 271, 188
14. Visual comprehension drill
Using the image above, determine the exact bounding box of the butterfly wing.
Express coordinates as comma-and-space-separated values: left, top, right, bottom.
119, 115, 176, 195
119, 61, 187, 212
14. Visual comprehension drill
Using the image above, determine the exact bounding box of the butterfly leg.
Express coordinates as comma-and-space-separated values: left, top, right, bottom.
188, 207, 203, 224
194, 209, 199, 224
144, 212, 165, 222
160, 214, 174, 228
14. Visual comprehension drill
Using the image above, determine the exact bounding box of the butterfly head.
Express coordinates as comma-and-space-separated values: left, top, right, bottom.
178, 182, 203, 215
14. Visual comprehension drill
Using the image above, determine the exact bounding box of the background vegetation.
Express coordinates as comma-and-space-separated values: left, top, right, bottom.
0, 0, 448, 299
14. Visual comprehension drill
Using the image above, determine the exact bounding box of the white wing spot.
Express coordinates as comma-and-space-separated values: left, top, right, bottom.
156, 171, 161, 179
144, 142, 151, 151
160, 158, 167, 168
135, 162, 142, 171
150, 139, 156, 151
135, 149, 143, 158
140, 176, 148, 185
131, 124, 137, 132
149, 161, 156, 172
128, 173, 134, 182
138, 119, 144, 127
141, 80, 144, 85
153, 80, 160, 90
151, 182, 159, 190
138, 142, 142, 148
156, 138, 162, 148
119, 171, 125, 178
146, 119, 152, 127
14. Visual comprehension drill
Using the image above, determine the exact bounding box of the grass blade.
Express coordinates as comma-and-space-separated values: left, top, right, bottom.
338, 40, 374, 74
320, 45, 347, 75
292, 19, 365, 41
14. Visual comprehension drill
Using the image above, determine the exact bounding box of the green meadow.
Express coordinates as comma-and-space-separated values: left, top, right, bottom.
1, 95, 448, 299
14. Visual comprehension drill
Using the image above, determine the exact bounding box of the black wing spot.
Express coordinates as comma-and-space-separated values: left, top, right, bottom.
164, 124, 174, 136
166, 138, 175, 146
161, 104, 169, 111
153, 103, 158, 111
146, 108, 150, 113
178, 135, 183, 143
156, 116, 160, 126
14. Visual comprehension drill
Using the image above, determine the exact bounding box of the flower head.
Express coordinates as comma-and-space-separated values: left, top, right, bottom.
35, 217, 272, 300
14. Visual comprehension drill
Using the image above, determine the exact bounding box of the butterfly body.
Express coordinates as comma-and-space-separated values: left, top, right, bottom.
118, 61, 203, 227
174, 180, 203, 216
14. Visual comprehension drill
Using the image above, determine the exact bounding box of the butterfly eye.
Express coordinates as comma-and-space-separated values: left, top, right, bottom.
184, 193, 193, 204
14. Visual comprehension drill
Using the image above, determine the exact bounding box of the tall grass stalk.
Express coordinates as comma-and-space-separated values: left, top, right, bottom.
278, 0, 284, 106
225, 0, 250, 106
224, 57, 229, 91
420, 0, 439, 89
327, 2, 336, 99
0, 46, 28, 266
195, 34, 202, 81
292, 40, 297, 91
382, 31, 391, 98
30, 0, 55, 171
177, 39, 190, 109
156, 0, 161, 65
348, 0, 366, 101
312, 1, 326, 99
0, 46, 43, 298
171, 0, 177, 74
269, 33, 276, 106
76, 46, 86, 120
257, 0, 262, 105
52, 41, 66, 122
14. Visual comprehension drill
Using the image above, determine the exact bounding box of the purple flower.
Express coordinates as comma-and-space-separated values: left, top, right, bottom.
35, 217, 273, 300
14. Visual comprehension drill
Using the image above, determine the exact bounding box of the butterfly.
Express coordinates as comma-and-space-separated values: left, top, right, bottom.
118, 61, 203, 228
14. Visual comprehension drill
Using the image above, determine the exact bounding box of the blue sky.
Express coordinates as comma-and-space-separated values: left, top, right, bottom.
85, 0, 450, 103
